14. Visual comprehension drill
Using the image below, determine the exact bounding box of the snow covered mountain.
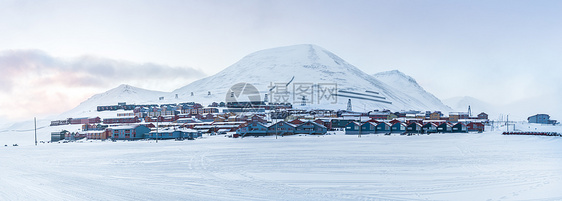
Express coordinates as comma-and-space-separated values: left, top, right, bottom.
59, 84, 167, 118
373, 70, 451, 112
60, 44, 453, 117
172, 44, 451, 112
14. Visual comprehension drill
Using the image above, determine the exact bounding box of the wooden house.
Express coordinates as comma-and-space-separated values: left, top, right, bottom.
268, 121, 296, 136
407, 122, 423, 133
477, 112, 488, 120
360, 122, 377, 134
467, 122, 485, 132
236, 122, 268, 137
344, 122, 362, 135
422, 123, 438, 133
391, 122, 407, 133
452, 122, 468, 133
295, 121, 327, 135
437, 122, 453, 133
376, 122, 391, 133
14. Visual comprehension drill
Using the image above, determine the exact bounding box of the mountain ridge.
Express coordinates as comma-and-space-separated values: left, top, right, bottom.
60, 44, 452, 117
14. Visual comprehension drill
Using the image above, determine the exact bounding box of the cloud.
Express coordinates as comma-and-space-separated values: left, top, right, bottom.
0, 49, 207, 122
0, 50, 206, 91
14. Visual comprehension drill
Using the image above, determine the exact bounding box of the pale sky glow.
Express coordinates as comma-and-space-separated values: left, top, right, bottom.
1, 0, 561, 122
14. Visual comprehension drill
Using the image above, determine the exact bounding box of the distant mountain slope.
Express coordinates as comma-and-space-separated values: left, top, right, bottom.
58, 44, 453, 118
58, 84, 167, 118
172, 44, 452, 112
373, 70, 451, 112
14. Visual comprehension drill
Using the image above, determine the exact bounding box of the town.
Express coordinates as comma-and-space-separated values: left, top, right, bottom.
47, 100, 516, 142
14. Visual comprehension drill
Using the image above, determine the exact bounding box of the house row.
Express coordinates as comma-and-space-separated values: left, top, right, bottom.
344, 121, 484, 135
109, 125, 202, 140
146, 128, 202, 140
51, 125, 202, 142
236, 121, 328, 137
50, 117, 101, 126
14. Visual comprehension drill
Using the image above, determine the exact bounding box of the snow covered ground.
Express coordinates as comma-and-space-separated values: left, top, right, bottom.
1, 131, 561, 200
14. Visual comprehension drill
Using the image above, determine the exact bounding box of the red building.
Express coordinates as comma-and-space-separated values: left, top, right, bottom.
467, 122, 485, 132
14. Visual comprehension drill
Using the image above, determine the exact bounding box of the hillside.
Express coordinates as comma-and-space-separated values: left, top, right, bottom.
373, 70, 451, 112
172, 44, 451, 112
31, 44, 454, 123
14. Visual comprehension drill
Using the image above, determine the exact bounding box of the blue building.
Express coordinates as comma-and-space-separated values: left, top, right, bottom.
268, 121, 296, 136
437, 122, 452, 133
391, 122, 407, 133
295, 121, 328, 135
407, 122, 423, 133
376, 122, 391, 133
422, 123, 438, 133
109, 125, 151, 140
528, 114, 557, 124
360, 122, 377, 134
344, 122, 362, 135
147, 128, 201, 140
236, 122, 269, 137
452, 122, 468, 133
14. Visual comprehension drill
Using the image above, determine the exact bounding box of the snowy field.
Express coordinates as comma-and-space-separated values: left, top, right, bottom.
1, 131, 562, 201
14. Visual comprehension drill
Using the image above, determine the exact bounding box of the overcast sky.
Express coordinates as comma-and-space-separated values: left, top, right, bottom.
1, 0, 561, 121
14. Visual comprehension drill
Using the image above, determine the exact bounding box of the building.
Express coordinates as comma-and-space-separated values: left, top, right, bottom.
268, 121, 296, 136
146, 128, 201, 140
528, 114, 557, 124
69, 117, 101, 125
467, 122, 485, 132
109, 125, 151, 140
422, 123, 438, 133
429, 112, 443, 120
407, 122, 423, 133
477, 112, 488, 120
376, 122, 391, 133
85, 130, 111, 140
391, 122, 407, 133
295, 121, 328, 135
452, 122, 468, 133
145, 115, 179, 123
437, 122, 453, 133
103, 117, 141, 124
449, 112, 469, 123
359, 122, 377, 134
236, 122, 269, 137
344, 122, 362, 135
331, 119, 355, 129
314, 119, 333, 131
51, 130, 68, 142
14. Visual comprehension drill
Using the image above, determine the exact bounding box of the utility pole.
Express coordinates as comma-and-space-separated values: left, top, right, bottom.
156, 115, 159, 143
34, 117, 37, 146
506, 115, 509, 132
